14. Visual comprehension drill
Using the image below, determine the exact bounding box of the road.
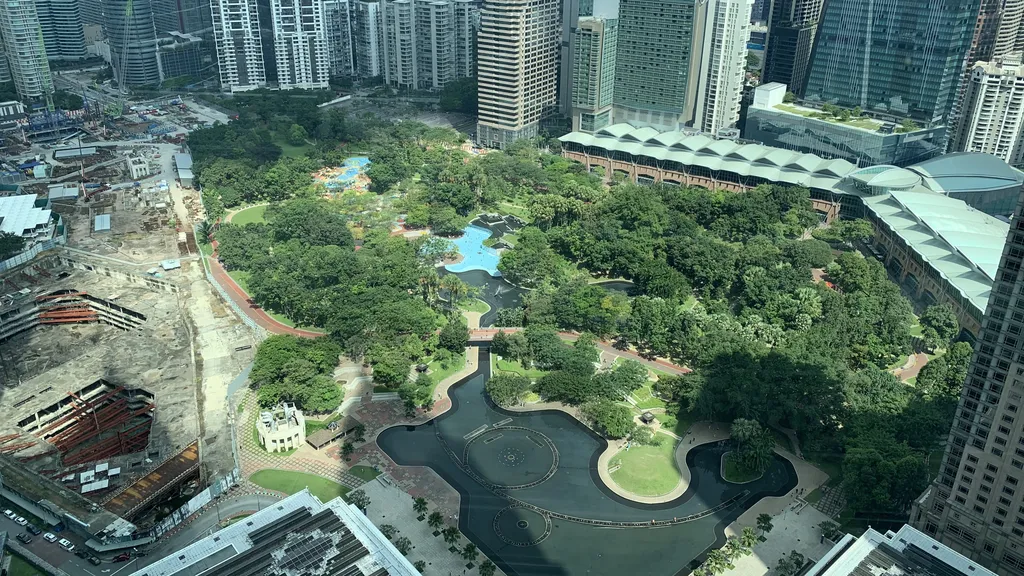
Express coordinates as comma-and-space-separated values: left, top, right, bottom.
0, 512, 107, 576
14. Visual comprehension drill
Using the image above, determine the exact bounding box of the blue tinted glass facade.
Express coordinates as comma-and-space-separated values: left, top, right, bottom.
804, 0, 980, 123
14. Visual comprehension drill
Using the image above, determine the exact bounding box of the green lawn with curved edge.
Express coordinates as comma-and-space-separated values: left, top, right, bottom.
250, 469, 350, 503
458, 298, 490, 314
230, 205, 267, 225
608, 434, 681, 496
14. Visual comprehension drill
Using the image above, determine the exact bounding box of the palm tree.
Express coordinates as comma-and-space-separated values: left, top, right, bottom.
740, 526, 758, 550
702, 549, 733, 575
439, 275, 468, 308
442, 526, 461, 547
461, 543, 478, 562
419, 269, 440, 305
413, 497, 428, 516
479, 560, 496, 576
756, 513, 774, 536
198, 220, 214, 241
428, 511, 445, 531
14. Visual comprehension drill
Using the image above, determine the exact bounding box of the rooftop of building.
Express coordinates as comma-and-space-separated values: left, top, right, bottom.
912, 152, 1024, 194
806, 524, 995, 576
559, 122, 858, 190
130, 490, 420, 576
0, 195, 51, 237
750, 82, 935, 134
862, 190, 1007, 312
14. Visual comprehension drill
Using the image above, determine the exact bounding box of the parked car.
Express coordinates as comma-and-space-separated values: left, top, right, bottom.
16, 533, 31, 544
75, 550, 89, 559
112, 553, 131, 562
58, 538, 75, 552
3, 509, 15, 519
88, 556, 101, 566
25, 525, 41, 535
43, 532, 57, 543
14, 516, 27, 526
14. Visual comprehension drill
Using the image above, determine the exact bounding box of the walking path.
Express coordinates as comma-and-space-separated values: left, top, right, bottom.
895, 352, 929, 381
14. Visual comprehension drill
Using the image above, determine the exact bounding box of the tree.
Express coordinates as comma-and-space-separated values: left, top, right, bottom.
349, 489, 370, 510
581, 399, 636, 438
371, 348, 412, 389
341, 441, 354, 458
414, 560, 427, 573
919, 303, 959, 351
380, 524, 397, 539
631, 425, 658, 445
461, 543, 478, 562
438, 318, 469, 354
740, 527, 758, 549
776, 551, 806, 576
413, 497, 428, 516
819, 521, 842, 541
756, 513, 774, 536
701, 548, 734, 575
0, 232, 26, 261
485, 373, 531, 407
353, 423, 366, 443
395, 536, 412, 555
896, 118, 920, 133
783, 91, 797, 103
439, 77, 477, 114
479, 560, 496, 576
287, 123, 309, 146
732, 418, 775, 473
428, 511, 445, 531
442, 526, 461, 547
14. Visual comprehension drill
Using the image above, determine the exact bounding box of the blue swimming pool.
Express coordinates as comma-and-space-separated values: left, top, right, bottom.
445, 225, 501, 277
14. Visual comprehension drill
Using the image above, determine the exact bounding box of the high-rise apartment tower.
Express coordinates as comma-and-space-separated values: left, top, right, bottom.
693, 0, 753, 134
211, 0, 267, 91
269, 0, 329, 89
476, 0, 561, 148
0, 0, 54, 100
952, 53, 1024, 167
325, 0, 355, 77
911, 186, 1024, 575
571, 17, 617, 132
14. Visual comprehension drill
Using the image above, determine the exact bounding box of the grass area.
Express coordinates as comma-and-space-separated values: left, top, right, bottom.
909, 323, 924, 338
723, 452, 762, 483
347, 465, 381, 482
681, 295, 698, 311
7, 554, 45, 576
225, 513, 253, 526
305, 413, 342, 436
629, 382, 666, 410
654, 409, 696, 438
250, 469, 350, 503
373, 385, 392, 393
523, 391, 540, 403
421, 353, 467, 391
493, 357, 548, 380
497, 201, 532, 222
805, 488, 824, 504
273, 134, 314, 158
251, 424, 298, 457
774, 103, 882, 130
608, 434, 681, 496
199, 241, 213, 257
502, 232, 519, 246
230, 204, 267, 225
458, 298, 491, 314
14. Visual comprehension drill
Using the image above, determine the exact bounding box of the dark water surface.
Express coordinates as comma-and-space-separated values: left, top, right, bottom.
377, 348, 797, 576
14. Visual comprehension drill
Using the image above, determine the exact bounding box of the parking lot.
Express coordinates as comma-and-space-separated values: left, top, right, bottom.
1, 507, 140, 576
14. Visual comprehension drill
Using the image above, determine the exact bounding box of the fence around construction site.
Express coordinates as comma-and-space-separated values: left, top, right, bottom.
0, 226, 69, 274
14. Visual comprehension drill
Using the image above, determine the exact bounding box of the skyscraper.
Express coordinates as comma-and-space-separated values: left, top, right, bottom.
952, 53, 1024, 166
382, 0, 416, 88
475, 0, 561, 148
762, 0, 822, 97
352, 0, 384, 78
452, 0, 474, 78
0, 0, 54, 100
104, 0, 162, 86
36, 0, 87, 60
571, 17, 617, 132
211, 0, 267, 91
693, 0, 753, 134
269, 0, 330, 89
803, 0, 979, 123
325, 0, 355, 77
910, 187, 1024, 574
613, 0, 698, 130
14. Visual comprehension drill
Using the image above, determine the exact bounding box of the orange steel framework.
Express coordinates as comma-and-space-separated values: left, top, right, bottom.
34, 386, 154, 466
35, 292, 99, 325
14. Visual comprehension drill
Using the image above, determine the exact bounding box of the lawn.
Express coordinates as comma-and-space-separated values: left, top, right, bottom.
629, 382, 667, 410
273, 134, 314, 158
425, 352, 466, 386
608, 434, 681, 496
723, 452, 762, 483
654, 409, 696, 438
774, 104, 882, 130
7, 554, 44, 576
459, 298, 490, 314
347, 465, 381, 482
497, 201, 532, 222
230, 204, 267, 225
493, 357, 548, 380
250, 469, 350, 503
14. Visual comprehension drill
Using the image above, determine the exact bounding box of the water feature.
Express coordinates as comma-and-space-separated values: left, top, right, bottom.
377, 348, 797, 576
443, 269, 524, 327
445, 224, 502, 276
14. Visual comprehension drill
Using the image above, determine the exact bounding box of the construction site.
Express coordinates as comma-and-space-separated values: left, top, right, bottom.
0, 230, 252, 548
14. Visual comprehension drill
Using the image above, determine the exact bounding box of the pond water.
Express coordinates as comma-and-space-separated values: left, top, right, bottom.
445, 225, 502, 277
377, 348, 797, 576
446, 269, 524, 327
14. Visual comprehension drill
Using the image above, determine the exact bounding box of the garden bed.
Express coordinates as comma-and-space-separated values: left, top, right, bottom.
721, 452, 763, 484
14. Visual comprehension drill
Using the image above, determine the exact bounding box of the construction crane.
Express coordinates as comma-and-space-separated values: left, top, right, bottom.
36, 22, 54, 112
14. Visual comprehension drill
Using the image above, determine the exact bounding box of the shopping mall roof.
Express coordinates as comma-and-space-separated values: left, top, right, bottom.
862, 191, 1008, 313
0, 194, 51, 237
559, 123, 858, 190
911, 152, 1024, 195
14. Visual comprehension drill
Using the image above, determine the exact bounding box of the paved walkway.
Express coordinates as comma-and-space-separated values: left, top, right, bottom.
895, 352, 929, 381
